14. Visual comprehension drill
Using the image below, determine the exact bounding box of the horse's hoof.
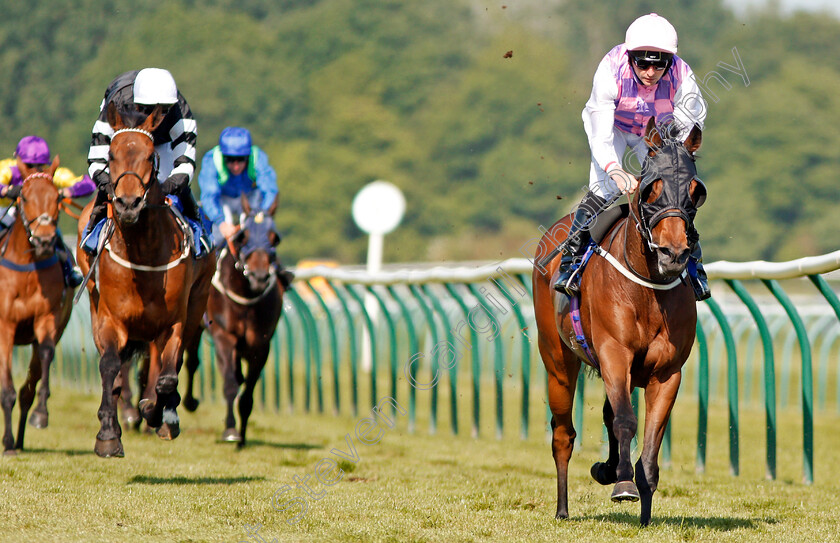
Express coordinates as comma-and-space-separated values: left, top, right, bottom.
139, 399, 162, 428
3, 448, 18, 456
156, 423, 180, 440
29, 411, 48, 429
611, 481, 640, 502
182, 396, 200, 412
156, 410, 180, 440
222, 428, 242, 443
122, 407, 141, 427
591, 462, 618, 485
94, 438, 124, 458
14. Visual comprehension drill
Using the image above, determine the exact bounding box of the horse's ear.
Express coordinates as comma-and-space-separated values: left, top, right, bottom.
48, 155, 60, 178
241, 192, 252, 216
106, 101, 122, 129
267, 194, 278, 216
140, 105, 166, 133
15, 156, 29, 178
684, 124, 702, 154
643, 117, 662, 150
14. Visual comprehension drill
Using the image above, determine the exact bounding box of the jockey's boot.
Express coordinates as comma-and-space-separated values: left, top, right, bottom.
274, 262, 295, 290
82, 189, 109, 255
687, 242, 711, 301
173, 186, 213, 255
56, 238, 83, 288
553, 191, 606, 295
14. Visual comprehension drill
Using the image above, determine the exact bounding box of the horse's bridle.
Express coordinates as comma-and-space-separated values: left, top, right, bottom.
106, 128, 160, 204
617, 144, 702, 283
16, 172, 61, 248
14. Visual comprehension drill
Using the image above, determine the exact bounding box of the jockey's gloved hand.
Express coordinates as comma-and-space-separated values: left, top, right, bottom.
3, 185, 21, 199
160, 174, 188, 195
93, 169, 111, 190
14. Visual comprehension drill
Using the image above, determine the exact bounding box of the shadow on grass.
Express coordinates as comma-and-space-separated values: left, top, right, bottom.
19, 448, 96, 456
127, 475, 265, 485
238, 439, 322, 450
582, 511, 777, 530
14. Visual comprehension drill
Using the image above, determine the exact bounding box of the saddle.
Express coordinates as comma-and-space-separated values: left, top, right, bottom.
81, 197, 212, 258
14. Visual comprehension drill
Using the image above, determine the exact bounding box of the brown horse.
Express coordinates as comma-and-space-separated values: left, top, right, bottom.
76, 102, 214, 457
0, 159, 74, 454
533, 118, 705, 525
182, 196, 285, 447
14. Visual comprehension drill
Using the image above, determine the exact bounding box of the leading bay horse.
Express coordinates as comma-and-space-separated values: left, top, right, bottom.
76, 102, 214, 457
182, 196, 285, 447
533, 118, 706, 525
0, 159, 74, 454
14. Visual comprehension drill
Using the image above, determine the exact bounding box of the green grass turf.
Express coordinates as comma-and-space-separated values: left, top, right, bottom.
0, 380, 838, 542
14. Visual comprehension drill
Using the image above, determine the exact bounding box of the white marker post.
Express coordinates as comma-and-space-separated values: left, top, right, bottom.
352, 181, 406, 372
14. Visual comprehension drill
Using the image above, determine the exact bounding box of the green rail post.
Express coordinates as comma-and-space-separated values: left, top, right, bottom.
366, 285, 400, 412
807, 275, 840, 412
695, 319, 709, 473
328, 279, 358, 417
817, 329, 839, 410
763, 279, 812, 484
494, 279, 531, 439
444, 282, 481, 438
423, 283, 458, 435
281, 308, 295, 411
705, 297, 740, 476
271, 328, 281, 412
344, 284, 378, 411
409, 284, 440, 434
286, 287, 319, 413
387, 285, 419, 432
726, 279, 776, 480
466, 283, 505, 440
309, 282, 341, 414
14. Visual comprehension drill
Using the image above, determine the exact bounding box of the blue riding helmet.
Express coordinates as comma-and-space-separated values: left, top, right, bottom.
219, 126, 252, 157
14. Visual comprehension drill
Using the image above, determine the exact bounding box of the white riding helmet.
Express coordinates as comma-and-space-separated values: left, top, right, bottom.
133, 68, 179, 105
625, 13, 678, 54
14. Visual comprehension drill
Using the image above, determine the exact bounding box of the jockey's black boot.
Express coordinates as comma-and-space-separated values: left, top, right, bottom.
553, 191, 606, 295
688, 242, 711, 301
56, 238, 83, 288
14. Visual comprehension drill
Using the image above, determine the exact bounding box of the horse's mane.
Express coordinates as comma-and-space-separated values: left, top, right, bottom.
113, 105, 147, 129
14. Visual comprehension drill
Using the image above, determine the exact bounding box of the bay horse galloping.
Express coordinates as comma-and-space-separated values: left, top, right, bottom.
533, 118, 706, 525
76, 102, 214, 457
182, 196, 285, 447
0, 159, 74, 454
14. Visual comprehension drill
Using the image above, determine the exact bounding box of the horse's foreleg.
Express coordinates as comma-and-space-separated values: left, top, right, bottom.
0, 332, 16, 454
95, 340, 124, 458
14, 345, 42, 450
29, 338, 56, 430
601, 347, 639, 503
590, 397, 619, 485
214, 332, 240, 443
541, 339, 580, 520
238, 346, 270, 448
140, 343, 163, 429
181, 333, 202, 413
117, 361, 141, 429
636, 370, 682, 526
157, 325, 184, 440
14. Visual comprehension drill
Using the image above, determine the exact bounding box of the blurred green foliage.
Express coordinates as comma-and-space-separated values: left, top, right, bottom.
0, 0, 837, 264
